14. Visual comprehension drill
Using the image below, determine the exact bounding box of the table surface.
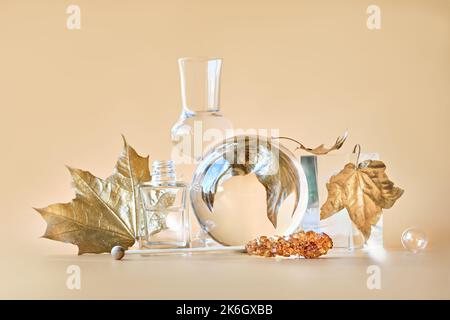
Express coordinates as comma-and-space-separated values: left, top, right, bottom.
1, 248, 449, 299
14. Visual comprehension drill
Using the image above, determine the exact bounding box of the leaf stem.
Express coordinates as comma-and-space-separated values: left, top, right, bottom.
353, 144, 361, 166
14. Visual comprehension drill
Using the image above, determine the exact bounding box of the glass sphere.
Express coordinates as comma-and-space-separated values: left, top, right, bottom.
190, 135, 308, 246
401, 228, 428, 253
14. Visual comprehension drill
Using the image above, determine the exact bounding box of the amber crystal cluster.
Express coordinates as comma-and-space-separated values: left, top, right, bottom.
246, 231, 333, 259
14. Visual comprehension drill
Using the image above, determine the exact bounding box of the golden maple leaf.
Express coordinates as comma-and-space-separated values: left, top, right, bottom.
320, 160, 404, 240
35, 137, 150, 254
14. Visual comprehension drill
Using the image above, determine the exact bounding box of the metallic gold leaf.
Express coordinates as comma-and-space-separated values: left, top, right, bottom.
320, 160, 404, 240
36, 137, 151, 254
274, 131, 348, 155
299, 131, 348, 155
36, 199, 135, 255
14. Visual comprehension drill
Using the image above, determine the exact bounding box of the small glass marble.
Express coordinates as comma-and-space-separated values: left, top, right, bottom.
138, 160, 189, 249
401, 228, 428, 253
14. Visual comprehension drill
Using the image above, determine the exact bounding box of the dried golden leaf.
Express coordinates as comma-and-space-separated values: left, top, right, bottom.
320, 160, 404, 240
299, 131, 348, 155
274, 131, 348, 155
36, 137, 151, 254
36, 199, 135, 255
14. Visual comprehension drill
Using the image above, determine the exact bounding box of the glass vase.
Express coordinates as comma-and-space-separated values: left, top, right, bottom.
170, 57, 233, 247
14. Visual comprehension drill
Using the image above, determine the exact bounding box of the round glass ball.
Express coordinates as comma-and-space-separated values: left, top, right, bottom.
190, 135, 309, 246
401, 228, 428, 253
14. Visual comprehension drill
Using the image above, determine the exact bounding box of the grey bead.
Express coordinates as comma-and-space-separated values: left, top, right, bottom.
111, 246, 126, 260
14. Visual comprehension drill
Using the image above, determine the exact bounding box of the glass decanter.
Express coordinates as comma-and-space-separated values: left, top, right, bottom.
171, 57, 233, 246
138, 160, 189, 249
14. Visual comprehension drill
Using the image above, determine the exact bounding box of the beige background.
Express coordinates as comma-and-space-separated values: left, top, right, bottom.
0, 0, 449, 299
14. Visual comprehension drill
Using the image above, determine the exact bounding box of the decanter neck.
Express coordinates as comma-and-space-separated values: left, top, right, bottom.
178, 57, 222, 113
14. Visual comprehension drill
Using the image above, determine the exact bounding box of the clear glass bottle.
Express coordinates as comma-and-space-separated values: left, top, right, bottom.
171, 57, 233, 247
138, 160, 189, 249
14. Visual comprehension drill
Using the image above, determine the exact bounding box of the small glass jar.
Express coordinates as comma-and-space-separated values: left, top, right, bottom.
138, 160, 189, 249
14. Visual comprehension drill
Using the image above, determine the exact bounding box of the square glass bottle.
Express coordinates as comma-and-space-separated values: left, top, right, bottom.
138, 160, 190, 249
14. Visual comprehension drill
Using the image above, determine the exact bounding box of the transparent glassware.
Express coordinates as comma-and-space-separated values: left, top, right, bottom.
171, 57, 233, 247
138, 160, 189, 249
401, 228, 428, 253
190, 135, 309, 246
